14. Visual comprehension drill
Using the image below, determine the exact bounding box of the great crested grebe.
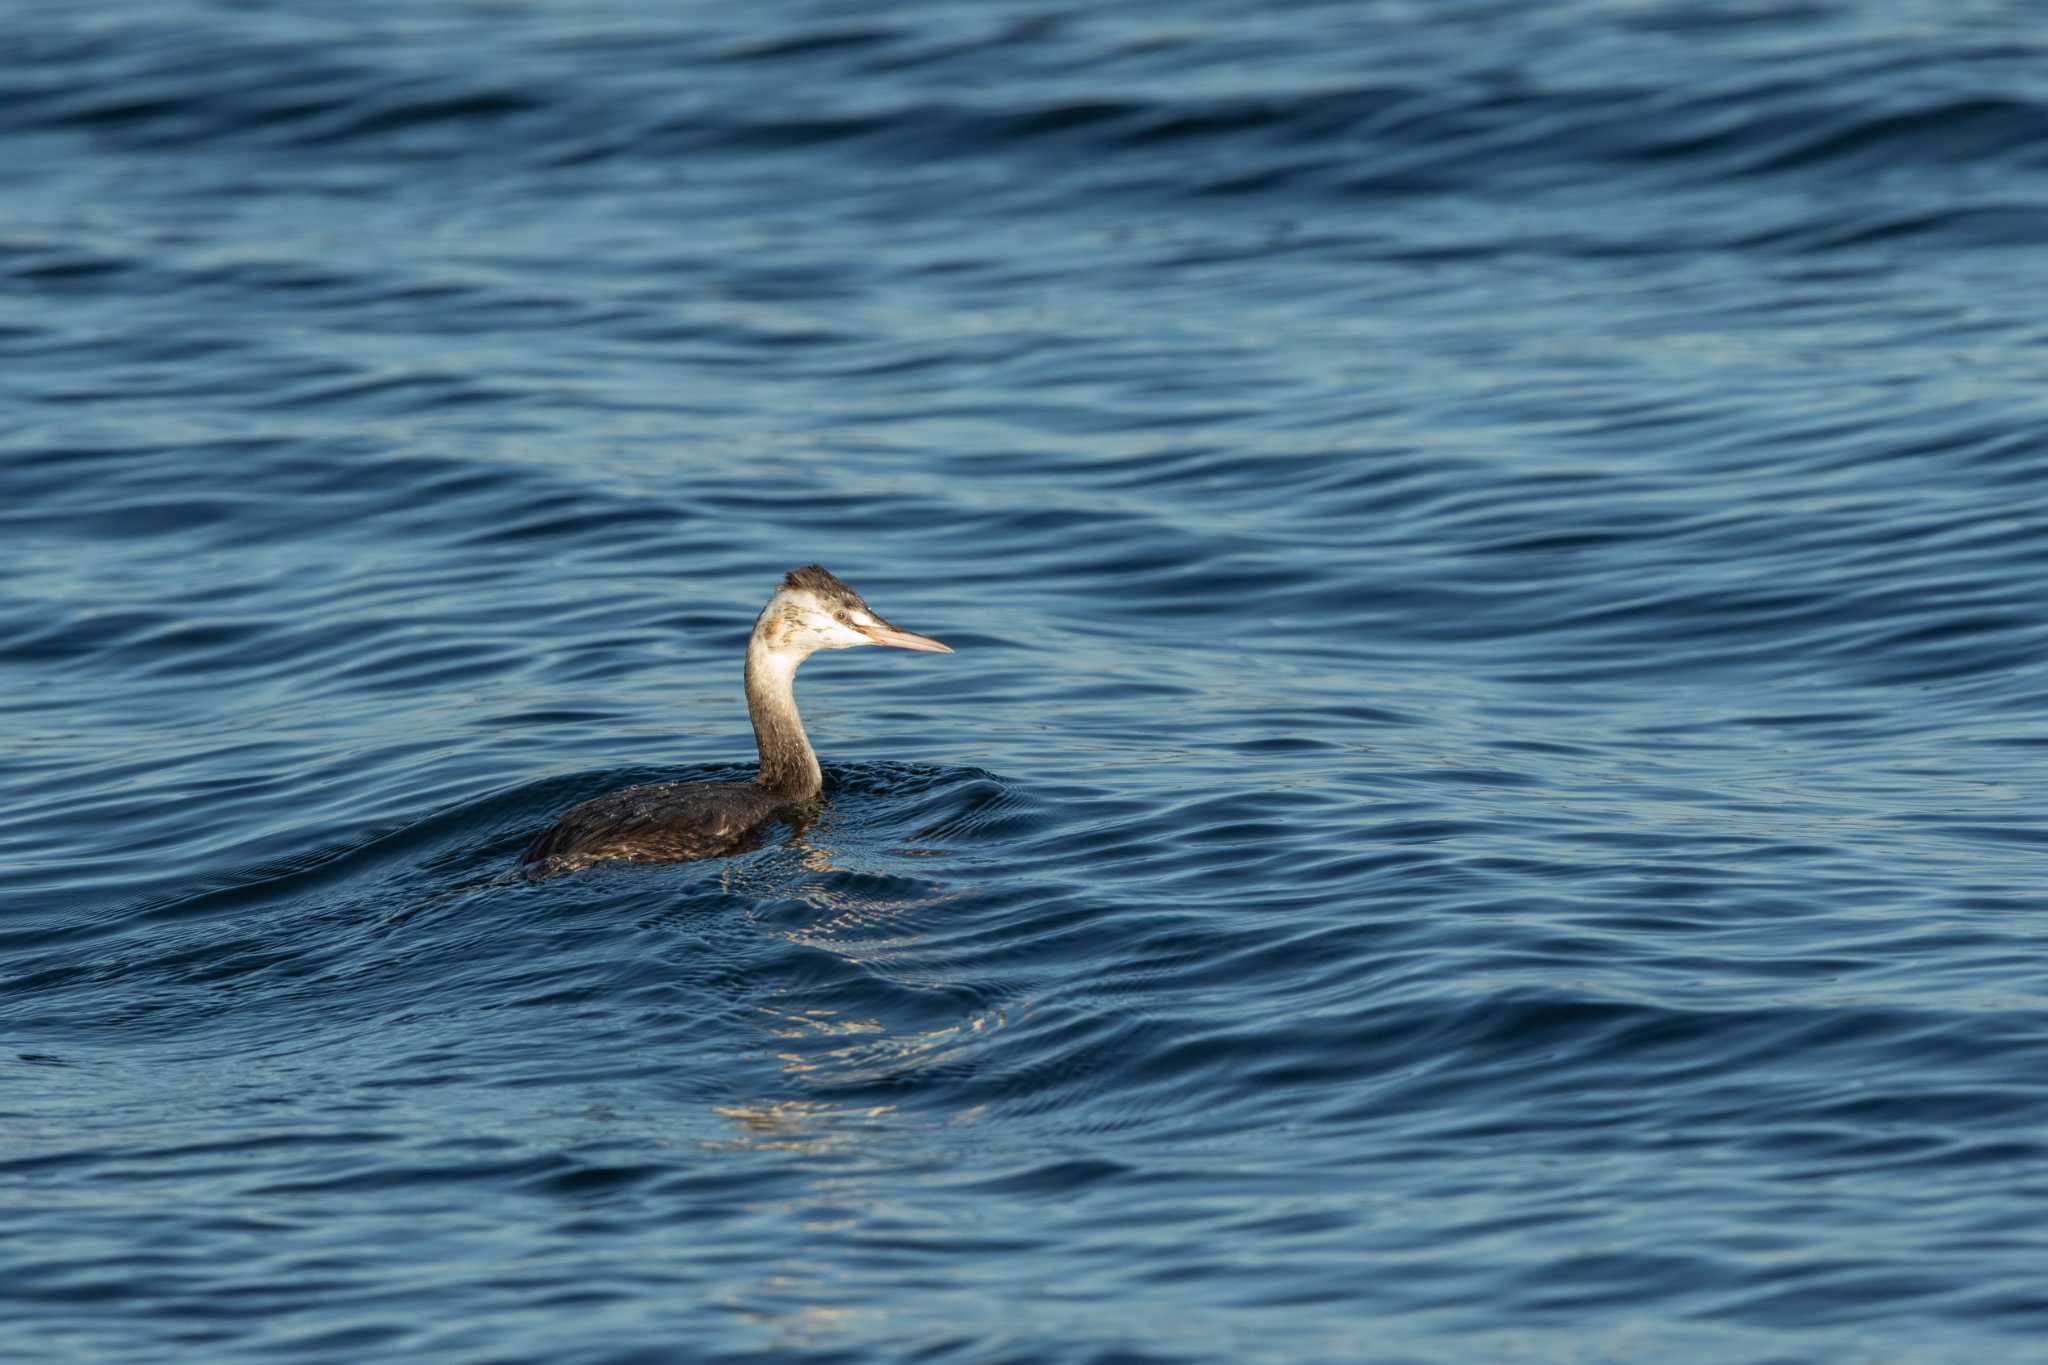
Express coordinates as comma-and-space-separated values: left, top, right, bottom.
520, 565, 951, 877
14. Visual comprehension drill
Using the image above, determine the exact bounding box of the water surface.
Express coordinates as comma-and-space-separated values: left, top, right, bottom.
6, 2, 2048, 1360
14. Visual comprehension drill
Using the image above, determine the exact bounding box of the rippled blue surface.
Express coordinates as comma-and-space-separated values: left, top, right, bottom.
7, 2, 2048, 1359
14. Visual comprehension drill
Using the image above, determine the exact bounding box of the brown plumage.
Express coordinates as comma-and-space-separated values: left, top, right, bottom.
520, 566, 951, 877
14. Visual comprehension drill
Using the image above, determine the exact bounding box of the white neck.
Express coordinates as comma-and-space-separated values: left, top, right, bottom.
743, 634, 821, 800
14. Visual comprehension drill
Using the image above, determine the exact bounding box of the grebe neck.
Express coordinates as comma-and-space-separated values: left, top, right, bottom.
744, 636, 821, 801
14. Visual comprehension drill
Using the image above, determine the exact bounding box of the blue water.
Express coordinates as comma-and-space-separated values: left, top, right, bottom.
7, 2, 2048, 1359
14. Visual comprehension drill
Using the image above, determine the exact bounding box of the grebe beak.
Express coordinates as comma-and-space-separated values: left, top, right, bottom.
859, 621, 953, 653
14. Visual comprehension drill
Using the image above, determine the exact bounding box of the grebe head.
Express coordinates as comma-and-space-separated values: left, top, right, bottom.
755, 564, 953, 658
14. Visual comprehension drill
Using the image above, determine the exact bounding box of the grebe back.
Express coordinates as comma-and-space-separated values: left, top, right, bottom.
519, 565, 951, 877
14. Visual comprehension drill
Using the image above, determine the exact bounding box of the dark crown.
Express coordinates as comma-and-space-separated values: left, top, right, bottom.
781, 564, 864, 607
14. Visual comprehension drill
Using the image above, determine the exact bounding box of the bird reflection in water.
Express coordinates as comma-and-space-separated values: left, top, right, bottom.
711, 826, 1010, 1102
691, 826, 1007, 1353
